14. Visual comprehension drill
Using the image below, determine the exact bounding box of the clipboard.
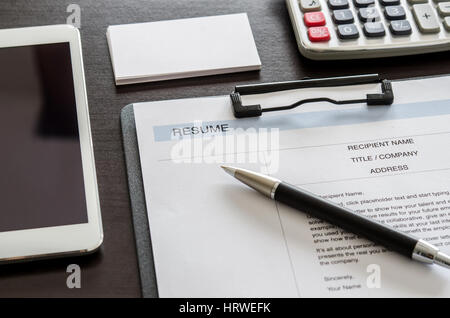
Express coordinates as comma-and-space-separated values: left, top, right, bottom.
121, 104, 158, 298
120, 73, 448, 298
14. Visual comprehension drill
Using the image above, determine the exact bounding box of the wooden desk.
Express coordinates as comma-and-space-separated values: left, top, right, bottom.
0, 0, 449, 297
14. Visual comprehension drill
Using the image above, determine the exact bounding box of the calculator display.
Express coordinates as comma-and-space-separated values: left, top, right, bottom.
0, 43, 88, 232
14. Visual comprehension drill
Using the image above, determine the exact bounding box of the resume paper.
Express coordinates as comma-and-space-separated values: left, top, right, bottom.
133, 76, 450, 297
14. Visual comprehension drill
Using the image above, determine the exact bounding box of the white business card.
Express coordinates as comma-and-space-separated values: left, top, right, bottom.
107, 13, 261, 85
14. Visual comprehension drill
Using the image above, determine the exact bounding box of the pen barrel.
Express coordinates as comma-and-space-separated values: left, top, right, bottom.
274, 182, 419, 258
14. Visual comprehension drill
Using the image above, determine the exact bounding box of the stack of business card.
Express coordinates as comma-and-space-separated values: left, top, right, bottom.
106, 13, 262, 85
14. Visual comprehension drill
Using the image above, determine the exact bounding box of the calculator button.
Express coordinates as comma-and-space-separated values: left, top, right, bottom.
333, 9, 355, 23
328, 0, 350, 9
413, 4, 441, 33
407, 0, 428, 4
363, 22, 386, 36
304, 12, 326, 26
445, 17, 450, 30
308, 26, 331, 41
385, 6, 406, 20
337, 24, 360, 38
437, 2, 450, 16
359, 7, 381, 22
389, 20, 413, 34
380, 0, 400, 5
354, 0, 375, 7
299, 0, 322, 12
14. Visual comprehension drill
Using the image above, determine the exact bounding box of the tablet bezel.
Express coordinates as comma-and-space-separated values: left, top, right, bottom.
0, 24, 103, 262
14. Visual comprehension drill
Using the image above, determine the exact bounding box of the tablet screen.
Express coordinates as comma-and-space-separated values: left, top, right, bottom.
0, 42, 88, 232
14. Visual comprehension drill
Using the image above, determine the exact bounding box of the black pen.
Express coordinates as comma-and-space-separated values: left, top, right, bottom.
221, 166, 450, 269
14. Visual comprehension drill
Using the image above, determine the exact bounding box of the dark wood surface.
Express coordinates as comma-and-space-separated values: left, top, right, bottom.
0, 0, 449, 297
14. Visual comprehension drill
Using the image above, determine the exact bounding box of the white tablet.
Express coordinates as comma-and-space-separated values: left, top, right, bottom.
0, 25, 103, 262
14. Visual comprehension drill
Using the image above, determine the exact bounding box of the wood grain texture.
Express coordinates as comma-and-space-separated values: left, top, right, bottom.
0, 0, 449, 297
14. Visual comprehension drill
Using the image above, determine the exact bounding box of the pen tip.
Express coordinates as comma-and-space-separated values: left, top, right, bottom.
221, 165, 236, 177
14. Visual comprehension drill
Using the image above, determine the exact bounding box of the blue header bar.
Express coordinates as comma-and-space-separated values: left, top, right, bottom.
152, 99, 450, 142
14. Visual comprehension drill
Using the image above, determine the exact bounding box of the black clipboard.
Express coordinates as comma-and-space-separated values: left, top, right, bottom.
121, 104, 158, 298
120, 74, 447, 298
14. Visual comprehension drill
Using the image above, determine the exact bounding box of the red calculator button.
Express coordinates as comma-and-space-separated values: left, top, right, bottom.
304, 12, 326, 27
308, 27, 331, 42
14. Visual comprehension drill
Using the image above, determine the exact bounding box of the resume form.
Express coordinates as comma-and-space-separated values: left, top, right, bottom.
133, 76, 450, 297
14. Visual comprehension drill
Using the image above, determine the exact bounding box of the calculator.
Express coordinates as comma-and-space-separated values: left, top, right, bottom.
286, 0, 450, 59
